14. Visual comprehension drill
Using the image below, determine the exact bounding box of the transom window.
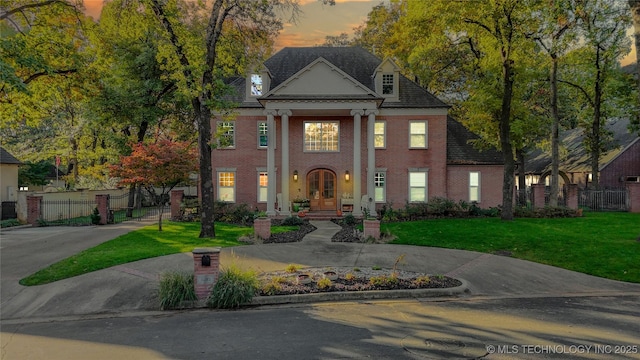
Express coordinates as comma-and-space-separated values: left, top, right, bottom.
409, 171, 428, 202
251, 74, 262, 96
469, 172, 480, 202
382, 74, 394, 95
217, 121, 235, 148
258, 121, 268, 148
409, 121, 428, 148
374, 171, 386, 202
218, 171, 236, 202
304, 121, 339, 152
374, 121, 386, 148
258, 172, 268, 202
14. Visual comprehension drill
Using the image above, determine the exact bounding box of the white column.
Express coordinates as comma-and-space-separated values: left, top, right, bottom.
278, 109, 292, 216
351, 109, 364, 216
265, 110, 277, 216
366, 109, 378, 216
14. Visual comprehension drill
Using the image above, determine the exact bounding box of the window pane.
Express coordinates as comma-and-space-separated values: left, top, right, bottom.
304, 122, 339, 151
469, 187, 479, 202
382, 74, 393, 95
258, 122, 268, 147
409, 172, 425, 187
374, 122, 385, 148
218, 172, 235, 202
469, 172, 479, 186
251, 74, 262, 96
409, 122, 426, 148
410, 188, 425, 202
218, 122, 235, 148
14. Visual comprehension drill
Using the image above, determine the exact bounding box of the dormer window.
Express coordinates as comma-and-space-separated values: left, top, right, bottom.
251, 74, 263, 96
382, 74, 394, 95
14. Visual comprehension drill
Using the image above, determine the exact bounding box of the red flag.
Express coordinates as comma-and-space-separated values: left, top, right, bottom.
55, 156, 60, 167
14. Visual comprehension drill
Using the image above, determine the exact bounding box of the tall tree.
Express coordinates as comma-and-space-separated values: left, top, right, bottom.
561, 0, 631, 189
531, 0, 579, 206
145, 0, 306, 238
630, 0, 640, 130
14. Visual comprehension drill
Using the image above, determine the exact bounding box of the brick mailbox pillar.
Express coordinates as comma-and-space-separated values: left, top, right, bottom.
27, 196, 42, 226
95, 194, 110, 225
170, 189, 184, 220
363, 219, 380, 240
627, 182, 640, 213
532, 184, 546, 209
253, 217, 271, 240
193, 247, 221, 301
566, 184, 579, 210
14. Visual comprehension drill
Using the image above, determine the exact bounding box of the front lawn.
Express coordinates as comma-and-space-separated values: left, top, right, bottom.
384, 212, 640, 283
20, 221, 257, 286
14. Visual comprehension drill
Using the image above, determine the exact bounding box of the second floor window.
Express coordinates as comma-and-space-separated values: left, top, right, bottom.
258, 122, 268, 148
304, 121, 339, 152
217, 121, 235, 148
374, 121, 386, 148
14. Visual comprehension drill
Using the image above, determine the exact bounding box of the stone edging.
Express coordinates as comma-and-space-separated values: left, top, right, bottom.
249, 278, 469, 306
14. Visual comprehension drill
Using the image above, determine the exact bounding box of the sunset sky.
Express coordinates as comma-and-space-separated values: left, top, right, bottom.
83, 0, 635, 65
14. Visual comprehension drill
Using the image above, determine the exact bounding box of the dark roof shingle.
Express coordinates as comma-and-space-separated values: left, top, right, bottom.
0, 147, 21, 165
447, 117, 503, 165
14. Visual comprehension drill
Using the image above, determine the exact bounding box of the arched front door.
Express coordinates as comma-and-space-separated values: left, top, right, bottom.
307, 169, 336, 211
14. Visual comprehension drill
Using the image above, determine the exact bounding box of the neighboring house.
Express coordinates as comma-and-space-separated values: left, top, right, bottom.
213, 47, 503, 216
26, 165, 67, 192
1, 147, 21, 220
522, 117, 640, 189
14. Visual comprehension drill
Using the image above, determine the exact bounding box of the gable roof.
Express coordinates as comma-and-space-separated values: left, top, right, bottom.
447, 117, 503, 165
524, 117, 639, 174
230, 47, 448, 108
0, 147, 21, 165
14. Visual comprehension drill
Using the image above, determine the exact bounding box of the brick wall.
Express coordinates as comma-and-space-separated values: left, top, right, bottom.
600, 141, 640, 188
446, 165, 503, 207
211, 113, 450, 211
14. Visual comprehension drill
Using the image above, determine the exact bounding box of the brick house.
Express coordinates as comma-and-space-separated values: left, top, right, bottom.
212, 47, 503, 216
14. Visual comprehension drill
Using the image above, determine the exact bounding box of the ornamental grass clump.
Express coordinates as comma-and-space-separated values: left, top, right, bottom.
158, 271, 197, 310
207, 265, 259, 309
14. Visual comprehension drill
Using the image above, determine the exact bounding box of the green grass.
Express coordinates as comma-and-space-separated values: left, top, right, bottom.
20, 221, 250, 286
384, 212, 640, 283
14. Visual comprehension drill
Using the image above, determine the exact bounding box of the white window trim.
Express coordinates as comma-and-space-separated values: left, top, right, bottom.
408, 120, 428, 149
408, 168, 428, 203
217, 121, 235, 149
250, 74, 263, 97
374, 121, 386, 149
374, 168, 387, 203
216, 168, 236, 203
303, 121, 340, 152
469, 171, 481, 203
258, 121, 268, 149
382, 73, 394, 95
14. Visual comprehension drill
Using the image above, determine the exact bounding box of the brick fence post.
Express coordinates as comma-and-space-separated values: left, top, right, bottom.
566, 184, 579, 210
253, 217, 271, 240
532, 184, 546, 209
627, 182, 640, 213
27, 196, 42, 226
193, 247, 221, 301
363, 219, 380, 240
95, 194, 110, 225
170, 189, 184, 220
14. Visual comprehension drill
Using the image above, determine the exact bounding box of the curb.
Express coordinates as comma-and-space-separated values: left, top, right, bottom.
249, 278, 469, 306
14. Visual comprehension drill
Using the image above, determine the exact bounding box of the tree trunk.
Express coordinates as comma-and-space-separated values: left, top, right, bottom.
500, 59, 515, 220
549, 55, 560, 206
517, 149, 527, 206
194, 98, 215, 238
157, 202, 164, 231
126, 183, 136, 217
590, 52, 603, 190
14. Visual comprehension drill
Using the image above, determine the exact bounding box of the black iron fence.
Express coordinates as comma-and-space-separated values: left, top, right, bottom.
39, 198, 96, 226
578, 188, 629, 211
109, 190, 160, 223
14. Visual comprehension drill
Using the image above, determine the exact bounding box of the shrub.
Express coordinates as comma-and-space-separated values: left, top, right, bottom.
343, 213, 356, 225
344, 272, 356, 281
261, 281, 283, 296
369, 274, 398, 287
207, 265, 259, 309
414, 275, 431, 287
317, 277, 332, 289
158, 271, 197, 310
281, 216, 304, 226
90, 207, 101, 225
0, 219, 21, 228
285, 264, 300, 273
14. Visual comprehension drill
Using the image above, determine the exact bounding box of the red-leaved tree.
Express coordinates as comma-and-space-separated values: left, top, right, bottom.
111, 139, 198, 231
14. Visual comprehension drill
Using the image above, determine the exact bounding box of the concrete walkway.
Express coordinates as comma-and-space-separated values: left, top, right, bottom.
2, 221, 640, 322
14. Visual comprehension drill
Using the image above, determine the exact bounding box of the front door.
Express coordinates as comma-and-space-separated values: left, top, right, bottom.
307, 169, 336, 211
